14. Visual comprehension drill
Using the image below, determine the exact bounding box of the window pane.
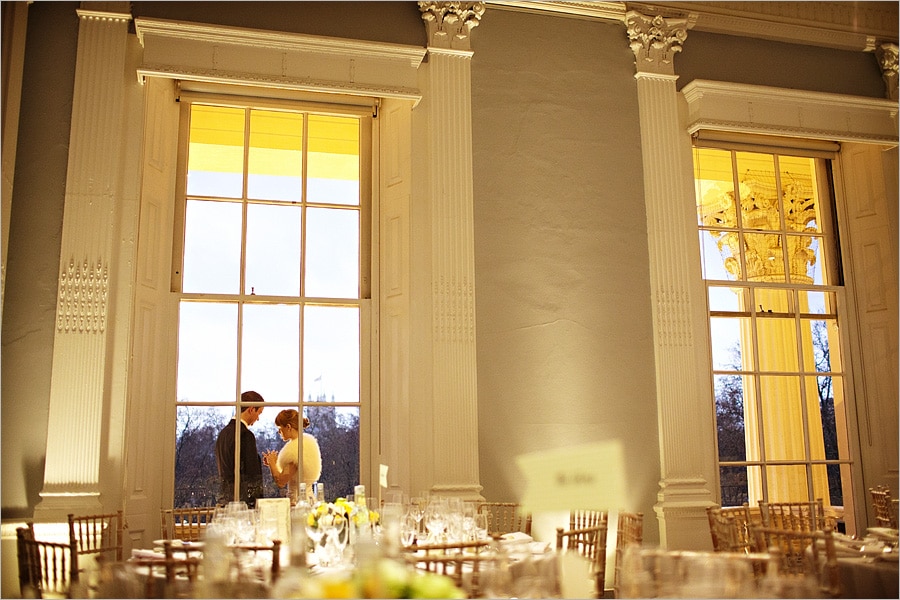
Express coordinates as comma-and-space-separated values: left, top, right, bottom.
764, 465, 808, 502
241, 304, 300, 401
307, 115, 359, 206
801, 319, 836, 372
753, 288, 791, 315
248, 110, 303, 202
245, 204, 302, 296
719, 465, 753, 507
695, 147, 736, 227
177, 302, 238, 403
735, 151, 779, 231
708, 286, 747, 313
799, 290, 834, 316
759, 375, 805, 460
304, 305, 359, 404
710, 317, 751, 371
305, 207, 359, 298
743, 232, 785, 282
715, 374, 746, 461
306, 405, 360, 500
183, 200, 242, 294
809, 374, 842, 460
785, 233, 822, 285
757, 317, 798, 372
174, 405, 232, 507
187, 105, 244, 198
699, 230, 739, 280
779, 155, 819, 233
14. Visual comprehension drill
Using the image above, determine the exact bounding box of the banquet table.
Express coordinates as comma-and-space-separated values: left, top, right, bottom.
837, 555, 899, 598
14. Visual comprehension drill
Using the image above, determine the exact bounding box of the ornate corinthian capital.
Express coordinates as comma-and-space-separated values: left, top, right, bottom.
419, 1, 485, 50
876, 43, 899, 101
626, 11, 689, 76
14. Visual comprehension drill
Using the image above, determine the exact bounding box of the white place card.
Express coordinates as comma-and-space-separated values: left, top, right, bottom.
516, 440, 626, 513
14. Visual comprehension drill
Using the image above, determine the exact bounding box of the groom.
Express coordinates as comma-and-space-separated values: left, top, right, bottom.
215, 390, 265, 507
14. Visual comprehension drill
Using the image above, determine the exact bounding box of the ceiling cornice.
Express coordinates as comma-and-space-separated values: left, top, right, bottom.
487, 1, 899, 51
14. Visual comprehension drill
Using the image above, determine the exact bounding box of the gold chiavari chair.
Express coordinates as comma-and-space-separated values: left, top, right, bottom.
67, 510, 125, 563
570, 509, 607, 530
557, 519, 609, 599
751, 525, 841, 598
125, 544, 201, 599
616, 546, 778, 599
869, 485, 898, 528
477, 502, 532, 538
407, 539, 491, 556
230, 539, 282, 585
17, 524, 80, 599
758, 499, 826, 532
160, 506, 217, 542
614, 511, 643, 598
707, 506, 754, 553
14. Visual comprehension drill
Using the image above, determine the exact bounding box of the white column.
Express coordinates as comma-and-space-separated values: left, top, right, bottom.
35, 5, 132, 520
626, 10, 718, 549
418, 1, 484, 500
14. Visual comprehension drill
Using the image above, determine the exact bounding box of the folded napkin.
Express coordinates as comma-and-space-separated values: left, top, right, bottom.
132, 549, 166, 560
529, 540, 551, 554
500, 531, 533, 543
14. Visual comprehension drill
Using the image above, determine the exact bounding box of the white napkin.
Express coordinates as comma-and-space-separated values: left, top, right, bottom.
529, 540, 552, 554
500, 531, 533, 543
132, 548, 166, 560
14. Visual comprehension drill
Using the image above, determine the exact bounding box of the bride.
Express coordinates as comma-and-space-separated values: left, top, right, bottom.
263, 409, 322, 504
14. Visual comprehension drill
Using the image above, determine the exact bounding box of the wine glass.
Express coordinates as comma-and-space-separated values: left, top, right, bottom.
424, 498, 447, 543
408, 496, 425, 534
474, 513, 489, 541
400, 513, 418, 548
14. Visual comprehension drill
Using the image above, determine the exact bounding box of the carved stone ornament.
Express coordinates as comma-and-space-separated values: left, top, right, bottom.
626, 11, 689, 76
57, 258, 109, 333
876, 43, 899, 101
419, 1, 485, 51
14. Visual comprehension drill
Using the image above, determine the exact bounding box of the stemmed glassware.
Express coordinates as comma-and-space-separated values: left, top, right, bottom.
400, 513, 418, 548
408, 496, 425, 536
424, 498, 448, 544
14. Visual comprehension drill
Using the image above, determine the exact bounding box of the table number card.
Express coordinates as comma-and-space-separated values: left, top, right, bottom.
516, 440, 626, 513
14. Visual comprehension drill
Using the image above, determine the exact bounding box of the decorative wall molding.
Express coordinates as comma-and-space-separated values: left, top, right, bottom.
489, 1, 898, 51
134, 17, 426, 102
876, 43, 899, 101
56, 258, 110, 334
419, 1, 485, 50
682, 80, 900, 144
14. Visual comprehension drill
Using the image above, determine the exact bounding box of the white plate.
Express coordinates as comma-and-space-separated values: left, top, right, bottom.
867, 527, 899, 543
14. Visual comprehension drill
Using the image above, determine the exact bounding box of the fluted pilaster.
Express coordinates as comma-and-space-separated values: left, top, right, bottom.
36, 6, 131, 519
418, 1, 483, 499
627, 10, 717, 549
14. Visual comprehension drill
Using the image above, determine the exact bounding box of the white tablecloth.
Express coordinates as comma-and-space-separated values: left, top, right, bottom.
837, 556, 899, 599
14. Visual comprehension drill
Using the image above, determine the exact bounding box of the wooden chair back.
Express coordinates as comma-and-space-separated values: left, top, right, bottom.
614, 511, 643, 598
751, 525, 841, 597
758, 499, 826, 532
616, 546, 778, 598
125, 549, 201, 599
403, 553, 500, 598
477, 502, 532, 538
556, 519, 609, 599
230, 539, 282, 584
570, 509, 607, 530
707, 505, 753, 553
67, 510, 125, 562
407, 539, 491, 555
869, 485, 898, 528
17, 524, 79, 599
160, 506, 217, 541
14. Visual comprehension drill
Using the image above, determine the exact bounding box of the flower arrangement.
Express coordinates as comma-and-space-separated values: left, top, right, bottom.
307, 498, 379, 531
272, 557, 466, 599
